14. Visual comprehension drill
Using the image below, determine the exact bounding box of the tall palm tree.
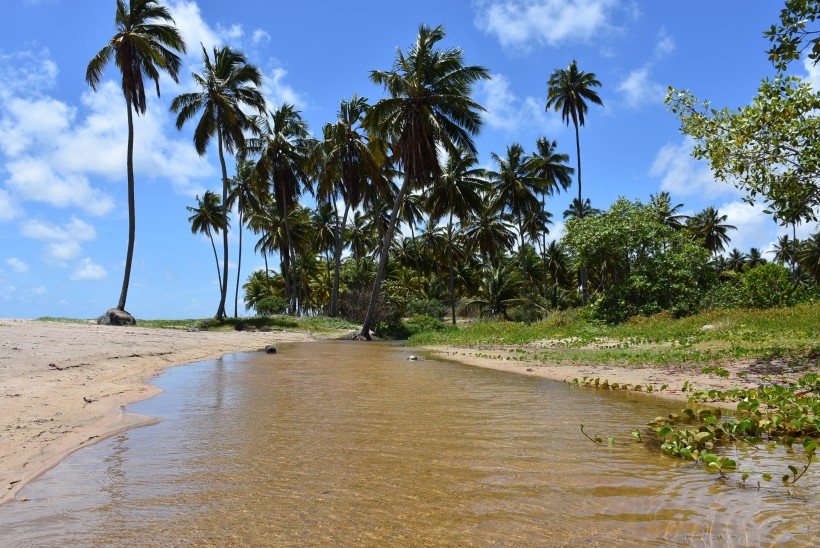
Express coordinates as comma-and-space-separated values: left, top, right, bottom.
399, 191, 427, 298
546, 60, 603, 209
772, 234, 800, 280
491, 143, 541, 283
358, 24, 490, 339
464, 194, 517, 268
226, 158, 263, 318
688, 206, 737, 256
171, 45, 265, 319
86, 0, 185, 320
187, 191, 228, 293
314, 94, 385, 316
427, 148, 487, 324
525, 137, 572, 299
797, 232, 820, 282
246, 104, 315, 314
547, 60, 602, 305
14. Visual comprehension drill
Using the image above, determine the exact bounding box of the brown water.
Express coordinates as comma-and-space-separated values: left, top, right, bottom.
1, 341, 817, 546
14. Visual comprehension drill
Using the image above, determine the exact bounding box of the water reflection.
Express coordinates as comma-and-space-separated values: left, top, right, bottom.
1, 341, 817, 546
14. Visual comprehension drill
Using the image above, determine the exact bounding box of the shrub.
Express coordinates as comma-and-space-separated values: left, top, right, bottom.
404, 314, 451, 335
740, 263, 801, 308
406, 298, 449, 319
256, 296, 288, 316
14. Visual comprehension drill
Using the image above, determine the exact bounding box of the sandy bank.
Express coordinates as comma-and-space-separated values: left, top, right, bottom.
0, 319, 318, 504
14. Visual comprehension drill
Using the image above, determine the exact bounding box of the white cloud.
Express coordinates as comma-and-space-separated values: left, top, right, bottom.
0, 48, 58, 96
478, 74, 559, 134
252, 29, 271, 46
0, 188, 21, 221
21, 216, 97, 266
5, 257, 28, 273
263, 67, 306, 109
649, 138, 741, 199
474, 0, 618, 50
71, 258, 107, 281
617, 66, 664, 109
803, 57, 820, 90
718, 200, 777, 254
655, 28, 675, 58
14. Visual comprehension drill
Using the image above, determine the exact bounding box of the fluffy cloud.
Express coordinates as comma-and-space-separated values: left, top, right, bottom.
5, 257, 29, 273
474, 0, 618, 50
0, 188, 21, 221
617, 67, 664, 109
71, 258, 107, 281
655, 28, 675, 58
21, 216, 97, 266
718, 200, 778, 255
263, 67, 306, 109
649, 138, 741, 199
478, 74, 559, 134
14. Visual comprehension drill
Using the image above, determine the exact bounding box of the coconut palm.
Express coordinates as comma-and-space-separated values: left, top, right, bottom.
358, 23, 490, 339
314, 94, 385, 316
246, 104, 315, 313
525, 137, 571, 299
226, 158, 263, 318
546, 60, 603, 209
171, 45, 265, 319
797, 232, 820, 282
427, 148, 488, 324
399, 191, 427, 298
649, 191, 689, 230
464, 195, 517, 268
86, 0, 185, 319
563, 198, 600, 220
726, 248, 748, 272
187, 191, 228, 293
490, 143, 541, 282
467, 264, 524, 320
688, 206, 736, 256
747, 247, 767, 268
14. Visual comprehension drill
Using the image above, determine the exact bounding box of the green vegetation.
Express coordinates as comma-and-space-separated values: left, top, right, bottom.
409, 303, 820, 366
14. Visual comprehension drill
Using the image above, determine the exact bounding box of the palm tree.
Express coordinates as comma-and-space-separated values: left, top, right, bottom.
187, 191, 228, 293
171, 45, 265, 319
358, 24, 490, 339
467, 264, 524, 320
399, 191, 427, 298
563, 197, 600, 220
246, 104, 315, 314
688, 206, 736, 256
463, 195, 516, 268
772, 234, 801, 281
546, 60, 603, 209
491, 143, 541, 283
525, 137, 572, 299
726, 248, 748, 272
226, 158, 263, 318
747, 247, 767, 268
314, 94, 385, 316
427, 148, 487, 324
649, 191, 688, 230
797, 232, 820, 282
86, 0, 185, 320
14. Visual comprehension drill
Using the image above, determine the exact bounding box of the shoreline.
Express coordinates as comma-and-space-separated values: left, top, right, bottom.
0, 319, 318, 505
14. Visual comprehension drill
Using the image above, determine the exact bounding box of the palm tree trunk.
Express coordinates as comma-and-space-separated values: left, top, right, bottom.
360, 179, 410, 339
541, 194, 548, 302
331, 200, 350, 317
574, 118, 588, 306
117, 98, 136, 312
262, 250, 271, 295
234, 208, 243, 318
279, 186, 296, 315
409, 220, 423, 298
518, 214, 527, 283
448, 210, 456, 325
208, 228, 223, 294
215, 128, 229, 319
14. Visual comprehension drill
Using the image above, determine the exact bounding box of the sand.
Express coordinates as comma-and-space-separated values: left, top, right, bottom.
1, 319, 811, 505
0, 319, 317, 504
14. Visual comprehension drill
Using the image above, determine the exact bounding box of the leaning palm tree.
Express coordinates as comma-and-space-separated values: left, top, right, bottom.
358, 24, 490, 339
427, 148, 487, 324
86, 0, 185, 322
171, 45, 266, 319
187, 191, 228, 294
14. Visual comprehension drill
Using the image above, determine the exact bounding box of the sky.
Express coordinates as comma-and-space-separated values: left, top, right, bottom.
0, 0, 818, 319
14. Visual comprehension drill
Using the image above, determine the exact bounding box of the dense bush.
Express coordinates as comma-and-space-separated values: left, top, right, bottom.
406, 298, 449, 319
255, 296, 288, 316
404, 314, 451, 335
740, 262, 801, 308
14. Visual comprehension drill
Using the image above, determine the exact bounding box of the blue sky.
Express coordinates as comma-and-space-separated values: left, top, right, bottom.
0, 0, 816, 319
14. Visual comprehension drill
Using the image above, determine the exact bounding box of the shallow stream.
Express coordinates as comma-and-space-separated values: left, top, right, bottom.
1, 341, 817, 546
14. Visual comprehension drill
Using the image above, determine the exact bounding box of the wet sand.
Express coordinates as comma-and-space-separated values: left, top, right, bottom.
0, 319, 318, 504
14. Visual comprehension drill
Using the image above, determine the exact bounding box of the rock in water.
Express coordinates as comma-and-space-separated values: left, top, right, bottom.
408, 355, 418, 361
97, 308, 136, 326
265, 345, 277, 354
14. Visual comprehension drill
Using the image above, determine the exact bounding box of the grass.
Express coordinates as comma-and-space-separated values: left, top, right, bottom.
36, 315, 359, 334
409, 303, 820, 367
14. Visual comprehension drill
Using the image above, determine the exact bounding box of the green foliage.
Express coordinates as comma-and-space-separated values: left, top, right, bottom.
406, 299, 449, 319
255, 296, 288, 316
563, 198, 716, 323
740, 262, 802, 308
404, 314, 453, 336
666, 77, 820, 225
765, 0, 820, 70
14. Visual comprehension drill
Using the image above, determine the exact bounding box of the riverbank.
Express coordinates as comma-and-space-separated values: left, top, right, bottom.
0, 318, 320, 504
